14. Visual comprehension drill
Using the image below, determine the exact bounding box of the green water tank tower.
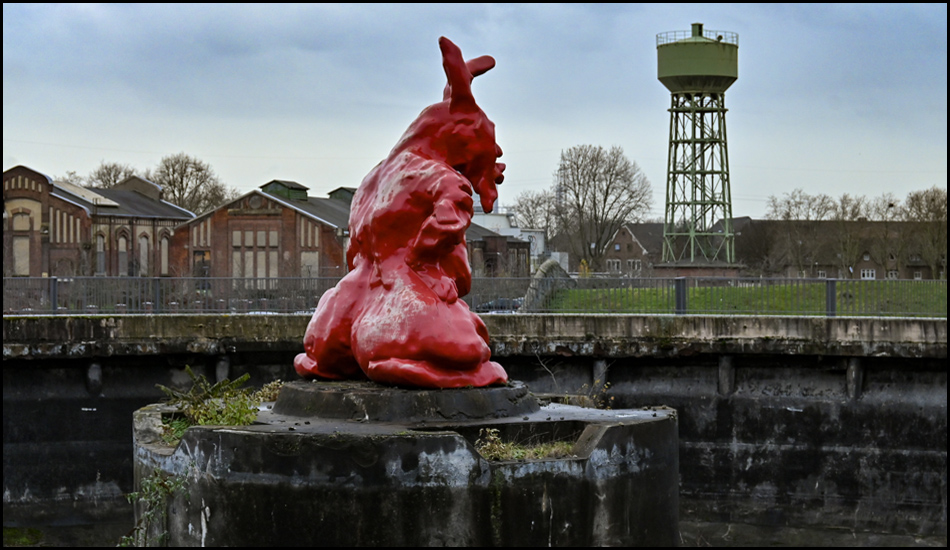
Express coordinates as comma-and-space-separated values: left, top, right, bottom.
657, 22, 738, 265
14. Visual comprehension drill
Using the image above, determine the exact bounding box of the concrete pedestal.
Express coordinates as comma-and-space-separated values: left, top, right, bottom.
132, 381, 679, 546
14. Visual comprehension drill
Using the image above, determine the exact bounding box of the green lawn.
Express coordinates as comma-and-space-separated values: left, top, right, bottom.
546, 280, 947, 317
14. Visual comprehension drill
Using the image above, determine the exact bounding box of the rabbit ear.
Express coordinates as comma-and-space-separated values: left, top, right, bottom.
440, 41, 495, 102
466, 55, 495, 79
439, 37, 477, 111
443, 55, 495, 100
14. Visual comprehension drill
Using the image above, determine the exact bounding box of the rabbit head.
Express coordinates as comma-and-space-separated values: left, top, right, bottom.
391, 37, 504, 213
346, 38, 505, 270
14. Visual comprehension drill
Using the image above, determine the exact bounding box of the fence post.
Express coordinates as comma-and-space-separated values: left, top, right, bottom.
50, 276, 58, 313
674, 277, 687, 315
825, 279, 837, 317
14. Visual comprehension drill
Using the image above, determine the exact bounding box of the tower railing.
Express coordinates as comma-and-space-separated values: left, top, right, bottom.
656, 30, 739, 47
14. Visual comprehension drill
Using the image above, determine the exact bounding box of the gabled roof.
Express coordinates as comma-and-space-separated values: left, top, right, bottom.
50, 179, 193, 220
53, 179, 119, 207
94, 188, 195, 219
625, 222, 665, 254
182, 188, 351, 230
177, 181, 539, 241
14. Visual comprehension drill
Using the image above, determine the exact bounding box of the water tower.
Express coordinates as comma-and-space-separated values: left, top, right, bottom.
657, 22, 738, 266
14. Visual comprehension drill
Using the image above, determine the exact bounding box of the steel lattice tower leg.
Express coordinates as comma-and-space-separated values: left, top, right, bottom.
662, 91, 734, 264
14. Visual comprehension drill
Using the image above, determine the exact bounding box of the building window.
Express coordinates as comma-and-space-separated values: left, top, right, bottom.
118, 236, 129, 276
12, 212, 31, 231
138, 235, 149, 276
817, 270, 826, 278
614, 244, 620, 251
194, 251, 211, 277
606, 259, 621, 272
860, 269, 876, 280
160, 236, 170, 276
914, 271, 922, 280
13, 236, 30, 276
886, 270, 899, 280
863, 253, 870, 261
301, 252, 320, 277
627, 259, 641, 272
232, 225, 279, 284
96, 235, 106, 275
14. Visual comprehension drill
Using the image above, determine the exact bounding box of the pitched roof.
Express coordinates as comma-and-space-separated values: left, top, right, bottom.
94, 188, 195, 219
52, 180, 193, 220
52, 179, 119, 207
183, 188, 353, 230
625, 222, 665, 254
297, 196, 351, 229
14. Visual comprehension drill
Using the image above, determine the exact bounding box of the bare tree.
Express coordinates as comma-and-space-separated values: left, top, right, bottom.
509, 189, 556, 236
902, 186, 947, 279
56, 162, 137, 188
766, 188, 834, 276
86, 161, 138, 189
552, 145, 652, 271
766, 188, 834, 221
866, 193, 903, 277
829, 193, 869, 278
56, 170, 87, 186
146, 153, 238, 214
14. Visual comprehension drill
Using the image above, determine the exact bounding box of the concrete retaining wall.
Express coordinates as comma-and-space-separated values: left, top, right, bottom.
3, 314, 946, 539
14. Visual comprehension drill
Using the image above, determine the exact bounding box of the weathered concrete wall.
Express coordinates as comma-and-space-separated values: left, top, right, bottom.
3, 314, 946, 539
5, 314, 946, 360
132, 385, 680, 547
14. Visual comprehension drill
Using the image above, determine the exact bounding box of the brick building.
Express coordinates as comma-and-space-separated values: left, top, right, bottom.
3, 165, 194, 277
602, 223, 664, 276
171, 180, 350, 279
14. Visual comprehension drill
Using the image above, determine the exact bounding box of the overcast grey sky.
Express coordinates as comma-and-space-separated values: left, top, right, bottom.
3, 3, 946, 219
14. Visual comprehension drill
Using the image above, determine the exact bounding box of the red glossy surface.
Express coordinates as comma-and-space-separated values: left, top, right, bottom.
294, 37, 507, 388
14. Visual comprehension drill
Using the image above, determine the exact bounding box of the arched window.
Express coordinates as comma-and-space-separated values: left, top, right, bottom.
96, 234, 106, 275
160, 235, 170, 276
118, 235, 128, 276
12, 212, 31, 231
138, 235, 149, 276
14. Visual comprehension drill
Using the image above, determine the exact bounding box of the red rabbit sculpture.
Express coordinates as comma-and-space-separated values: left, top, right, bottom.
294, 37, 508, 388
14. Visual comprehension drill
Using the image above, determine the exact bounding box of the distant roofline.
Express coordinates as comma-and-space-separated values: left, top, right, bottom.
52, 179, 120, 207
181, 189, 342, 229
3, 164, 53, 184
261, 179, 309, 191
48, 192, 92, 216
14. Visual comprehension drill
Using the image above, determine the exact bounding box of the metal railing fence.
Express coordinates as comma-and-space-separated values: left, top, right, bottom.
656, 29, 739, 47
2, 276, 946, 318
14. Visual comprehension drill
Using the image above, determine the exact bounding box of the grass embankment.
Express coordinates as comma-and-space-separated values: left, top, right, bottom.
547, 280, 947, 317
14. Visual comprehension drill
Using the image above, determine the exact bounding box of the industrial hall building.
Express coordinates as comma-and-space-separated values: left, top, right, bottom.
170, 179, 532, 280
170, 180, 351, 279
3, 165, 194, 278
